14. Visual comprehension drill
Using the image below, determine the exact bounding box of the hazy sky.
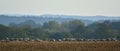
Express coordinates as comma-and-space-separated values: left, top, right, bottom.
0, 0, 120, 16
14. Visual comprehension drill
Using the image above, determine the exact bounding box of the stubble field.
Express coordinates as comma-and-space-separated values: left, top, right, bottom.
0, 41, 120, 51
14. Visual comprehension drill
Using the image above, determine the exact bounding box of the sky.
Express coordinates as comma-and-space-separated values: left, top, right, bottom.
0, 0, 120, 16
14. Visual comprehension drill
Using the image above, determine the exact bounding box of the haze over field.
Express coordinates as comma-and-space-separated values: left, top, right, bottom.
0, 0, 120, 16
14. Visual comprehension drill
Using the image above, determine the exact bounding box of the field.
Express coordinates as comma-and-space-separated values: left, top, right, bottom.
0, 41, 120, 51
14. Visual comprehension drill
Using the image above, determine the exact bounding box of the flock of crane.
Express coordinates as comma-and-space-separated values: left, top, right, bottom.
0, 37, 119, 43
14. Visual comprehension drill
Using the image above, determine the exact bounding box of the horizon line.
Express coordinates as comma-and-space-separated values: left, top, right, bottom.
0, 13, 120, 17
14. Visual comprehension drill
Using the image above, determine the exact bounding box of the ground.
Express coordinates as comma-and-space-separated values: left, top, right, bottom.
0, 41, 120, 51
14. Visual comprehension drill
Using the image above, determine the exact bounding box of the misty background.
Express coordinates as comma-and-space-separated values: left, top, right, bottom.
0, 0, 120, 16
0, 0, 120, 40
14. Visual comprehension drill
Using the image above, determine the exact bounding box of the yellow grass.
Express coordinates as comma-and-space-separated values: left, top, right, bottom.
0, 41, 120, 51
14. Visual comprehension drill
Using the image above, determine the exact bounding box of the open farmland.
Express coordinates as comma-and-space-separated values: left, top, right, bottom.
0, 41, 120, 51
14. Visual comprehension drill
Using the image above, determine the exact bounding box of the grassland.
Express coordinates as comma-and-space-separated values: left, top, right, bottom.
0, 41, 120, 51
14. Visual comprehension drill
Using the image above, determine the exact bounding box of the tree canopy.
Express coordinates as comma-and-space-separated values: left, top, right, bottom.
0, 20, 120, 40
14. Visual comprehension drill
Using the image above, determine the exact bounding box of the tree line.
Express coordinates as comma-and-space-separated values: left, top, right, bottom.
0, 20, 120, 40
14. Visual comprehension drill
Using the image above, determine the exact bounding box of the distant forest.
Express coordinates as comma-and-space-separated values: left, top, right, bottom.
0, 19, 120, 40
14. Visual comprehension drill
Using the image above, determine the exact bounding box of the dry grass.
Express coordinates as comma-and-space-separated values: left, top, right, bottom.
0, 41, 120, 51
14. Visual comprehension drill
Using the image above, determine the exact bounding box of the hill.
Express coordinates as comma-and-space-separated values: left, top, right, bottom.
0, 14, 120, 26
